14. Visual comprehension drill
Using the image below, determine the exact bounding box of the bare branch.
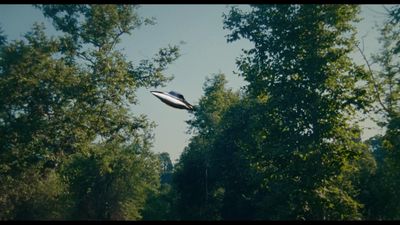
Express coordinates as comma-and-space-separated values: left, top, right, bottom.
77, 51, 96, 65
382, 5, 391, 15
355, 43, 390, 114
366, 5, 390, 17
360, 31, 369, 53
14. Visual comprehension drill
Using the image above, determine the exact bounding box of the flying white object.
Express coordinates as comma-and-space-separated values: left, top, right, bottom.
151, 91, 194, 111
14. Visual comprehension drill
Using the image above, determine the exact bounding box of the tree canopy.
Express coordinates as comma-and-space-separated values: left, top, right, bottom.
0, 4, 399, 221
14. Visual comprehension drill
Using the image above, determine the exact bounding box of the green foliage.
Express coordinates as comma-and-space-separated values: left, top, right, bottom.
0, 23, 79, 220
357, 136, 387, 219
158, 152, 173, 184
0, 168, 67, 220
174, 73, 240, 220
209, 98, 267, 220
1, 4, 399, 221
174, 4, 371, 220
0, 4, 179, 220
187, 73, 240, 137
62, 142, 160, 220
388, 6, 400, 54
36, 5, 179, 90
371, 6, 400, 122
379, 114, 400, 219
141, 183, 177, 221
358, 5, 400, 220
360, 120, 400, 220
141, 152, 177, 220
174, 5, 374, 220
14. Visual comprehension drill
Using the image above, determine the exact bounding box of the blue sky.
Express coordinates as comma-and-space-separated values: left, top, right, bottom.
0, 4, 392, 162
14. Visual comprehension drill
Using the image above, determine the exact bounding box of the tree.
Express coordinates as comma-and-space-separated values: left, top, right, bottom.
62, 141, 160, 220
0, 26, 6, 46
159, 152, 173, 184
359, 5, 400, 219
356, 135, 386, 219
388, 6, 400, 54
0, 23, 80, 220
141, 152, 177, 220
0, 5, 179, 220
174, 73, 239, 220
209, 97, 267, 220
223, 5, 370, 219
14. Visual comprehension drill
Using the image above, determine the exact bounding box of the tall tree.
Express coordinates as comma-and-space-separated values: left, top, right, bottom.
0, 23, 81, 220
174, 73, 239, 220
0, 5, 179, 220
209, 96, 267, 220
223, 4, 370, 219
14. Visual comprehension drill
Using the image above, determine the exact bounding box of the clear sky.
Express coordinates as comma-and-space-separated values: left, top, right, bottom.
0, 4, 392, 162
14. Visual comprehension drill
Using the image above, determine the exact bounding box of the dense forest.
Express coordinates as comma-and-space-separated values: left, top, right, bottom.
0, 5, 399, 220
